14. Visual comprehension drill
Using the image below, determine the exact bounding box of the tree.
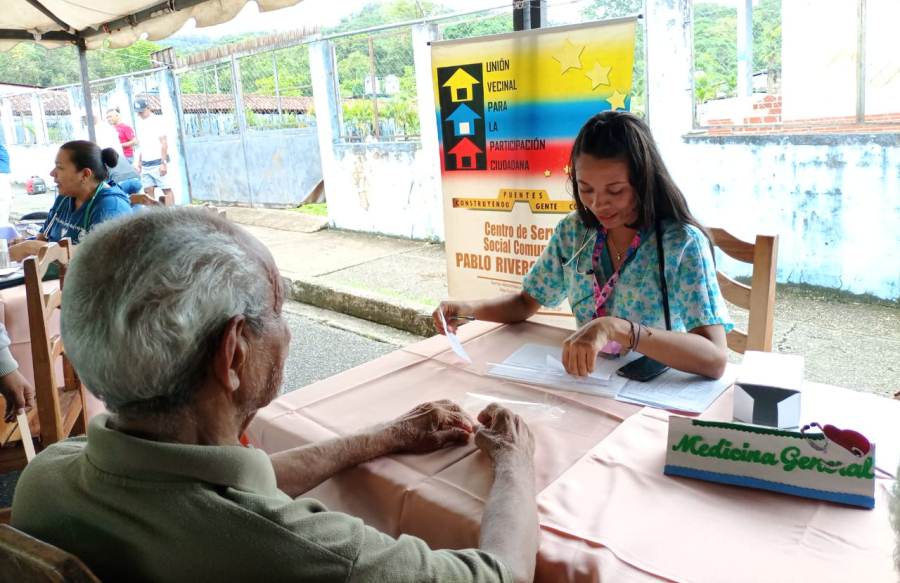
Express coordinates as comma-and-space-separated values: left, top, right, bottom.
337, 52, 370, 98
441, 14, 512, 40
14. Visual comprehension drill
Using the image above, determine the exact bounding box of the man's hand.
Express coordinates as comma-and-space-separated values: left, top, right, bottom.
474, 403, 538, 583
0, 369, 35, 423
474, 403, 535, 463
388, 399, 474, 454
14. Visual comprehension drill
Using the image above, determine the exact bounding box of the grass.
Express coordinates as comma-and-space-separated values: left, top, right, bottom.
292, 203, 328, 217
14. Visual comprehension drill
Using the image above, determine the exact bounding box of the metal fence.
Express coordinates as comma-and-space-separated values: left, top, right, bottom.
173, 34, 321, 207
0, 67, 169, 148
333, 29, 418, 142
176, 41, 315, 139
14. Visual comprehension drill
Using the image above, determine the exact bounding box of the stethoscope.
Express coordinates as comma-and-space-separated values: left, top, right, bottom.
563, 228, 600, 310
563, 227, 597, 275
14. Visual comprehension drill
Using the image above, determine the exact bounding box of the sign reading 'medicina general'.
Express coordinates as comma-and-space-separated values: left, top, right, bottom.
664, 417, 876, 509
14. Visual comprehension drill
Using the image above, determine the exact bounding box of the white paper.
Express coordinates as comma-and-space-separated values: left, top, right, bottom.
616, 363, 737, 413
487, 343, 642, 398
438, 309, 472, 363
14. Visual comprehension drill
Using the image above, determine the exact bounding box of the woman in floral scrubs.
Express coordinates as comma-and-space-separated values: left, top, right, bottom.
433, 111, 732, 379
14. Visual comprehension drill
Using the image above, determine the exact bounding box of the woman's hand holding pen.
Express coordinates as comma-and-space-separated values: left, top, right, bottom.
432, 301, 475, 335
561, 317, 630, 376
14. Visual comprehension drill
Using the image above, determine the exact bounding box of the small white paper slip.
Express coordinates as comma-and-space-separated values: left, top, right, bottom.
16, 410, 37, 462
438, 309, 472, 363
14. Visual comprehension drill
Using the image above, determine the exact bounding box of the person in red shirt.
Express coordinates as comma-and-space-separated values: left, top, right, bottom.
105, 108, 138, 163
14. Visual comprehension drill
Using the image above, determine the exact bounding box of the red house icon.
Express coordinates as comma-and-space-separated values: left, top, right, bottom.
448, 137, 483, 169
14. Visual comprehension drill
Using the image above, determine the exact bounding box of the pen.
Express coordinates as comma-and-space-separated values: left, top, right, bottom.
421, 313, 476, 321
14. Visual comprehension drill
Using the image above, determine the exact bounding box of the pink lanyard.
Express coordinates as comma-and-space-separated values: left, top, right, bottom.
591, 227, 642, 319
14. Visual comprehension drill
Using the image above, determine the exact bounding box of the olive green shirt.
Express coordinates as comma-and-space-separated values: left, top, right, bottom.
11, 414, 511, 583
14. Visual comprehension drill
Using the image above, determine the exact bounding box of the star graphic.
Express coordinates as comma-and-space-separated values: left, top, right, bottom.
607, 90, 628, 110
585, 62, 611, 89
544, 169, 551, 177
563, 164, 570, 175
553, 39, 584, 74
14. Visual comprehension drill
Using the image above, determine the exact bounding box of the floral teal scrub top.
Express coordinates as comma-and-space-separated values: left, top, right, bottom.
522, 212, 733, 333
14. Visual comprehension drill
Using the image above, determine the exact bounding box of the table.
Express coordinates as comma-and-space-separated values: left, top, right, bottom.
0, 265, 25, 291
247, 321, 900, 583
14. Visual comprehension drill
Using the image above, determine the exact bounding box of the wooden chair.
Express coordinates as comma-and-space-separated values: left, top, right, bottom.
25, 240, 86, 446
708, 228, 778, 353
9, 240, 49, 263
0, 524, 100, 582
0, 240, 85, 472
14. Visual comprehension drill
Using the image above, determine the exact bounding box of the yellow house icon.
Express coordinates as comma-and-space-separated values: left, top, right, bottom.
443, 68, 480, 103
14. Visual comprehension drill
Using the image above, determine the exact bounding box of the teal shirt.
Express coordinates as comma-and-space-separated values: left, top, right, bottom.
12, 414, 512, 583
523, 212, 733, 333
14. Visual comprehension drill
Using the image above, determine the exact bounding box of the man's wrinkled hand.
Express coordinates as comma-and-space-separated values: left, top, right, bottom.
0, 369, 35, 423
474, 403, 535, 463
389, 399, 475, 454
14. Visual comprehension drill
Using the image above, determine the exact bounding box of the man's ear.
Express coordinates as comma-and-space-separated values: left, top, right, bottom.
211, 315, 247, 393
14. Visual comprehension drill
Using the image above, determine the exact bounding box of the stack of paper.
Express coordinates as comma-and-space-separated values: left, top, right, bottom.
487, 343, 642, 398
616, 363, 737, 413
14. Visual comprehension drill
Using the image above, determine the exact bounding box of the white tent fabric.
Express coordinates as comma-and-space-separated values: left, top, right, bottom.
0, 0, 304, 51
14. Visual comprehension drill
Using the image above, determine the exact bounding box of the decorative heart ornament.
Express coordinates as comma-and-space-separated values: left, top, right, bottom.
823, 424, 871, 455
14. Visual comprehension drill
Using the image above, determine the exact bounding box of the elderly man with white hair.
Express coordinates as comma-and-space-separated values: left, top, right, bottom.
11, 208, 539, 582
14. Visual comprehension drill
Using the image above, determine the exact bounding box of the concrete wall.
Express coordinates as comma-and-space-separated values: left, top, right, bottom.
184, 128, 321, 206
645, 0, 899, 300
676, 134, 899, 299
327, 141, 442, 239
310, 24, 443, 240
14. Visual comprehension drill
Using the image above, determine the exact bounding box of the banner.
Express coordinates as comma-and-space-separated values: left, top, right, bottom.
432, 19, 637, 314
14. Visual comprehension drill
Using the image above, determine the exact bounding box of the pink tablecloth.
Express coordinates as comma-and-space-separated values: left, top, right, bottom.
247, 321, 900, 583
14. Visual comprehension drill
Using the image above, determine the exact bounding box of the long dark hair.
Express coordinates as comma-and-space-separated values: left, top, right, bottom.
60, 140, 118, 183
569, 111, 709, 239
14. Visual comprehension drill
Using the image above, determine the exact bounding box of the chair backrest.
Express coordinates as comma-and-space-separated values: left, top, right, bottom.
708, 227, 778, 353
0, 524, 100, 583
10, 240, 49, 263
22, 239, 87, 445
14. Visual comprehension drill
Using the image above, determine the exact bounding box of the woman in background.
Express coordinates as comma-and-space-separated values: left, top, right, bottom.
37, 140, 132, 244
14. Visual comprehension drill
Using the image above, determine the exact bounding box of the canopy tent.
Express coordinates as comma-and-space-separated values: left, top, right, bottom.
0, 0, 305, 139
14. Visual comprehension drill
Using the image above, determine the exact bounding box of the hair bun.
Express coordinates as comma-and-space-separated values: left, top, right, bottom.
101, 147, 119, 168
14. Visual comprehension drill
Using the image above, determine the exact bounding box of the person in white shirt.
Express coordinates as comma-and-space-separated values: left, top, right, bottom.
134, 99, 174, 206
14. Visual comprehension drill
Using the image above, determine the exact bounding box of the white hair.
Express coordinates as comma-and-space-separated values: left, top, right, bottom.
61, 208, 272, 413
